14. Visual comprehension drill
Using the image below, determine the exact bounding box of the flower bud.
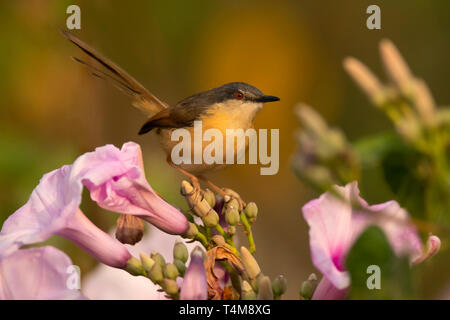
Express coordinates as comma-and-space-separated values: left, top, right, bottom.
182, 222, 198, 239
148, 263, 164, 284
225, 207, 240, 226
211, 235, 226, 246
226, 198, 240, 210
173, 240, 189, 263
115, 215, 144, 245
163, 278, 179, 296
257, 276, 273, 300
173, 259, 186, 277
164, 263, 180, 280
241, 280, 256, 300
244, 202, 258, 220
180, 246, 207, 300
181, 180, 211, 217
150, 251, 166, 268
272, 275, 287, 298
124, 257, 145, 276
202, 209, 219, 227
139, 253, 155, 274
300, 273, 318, 300
203, 189, 216, 208
227, 225, 236, 236
240, 246, 261, 280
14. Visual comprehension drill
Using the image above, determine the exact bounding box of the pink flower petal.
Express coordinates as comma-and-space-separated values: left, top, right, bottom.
302, 183, 356, 289
1, 142, 188, 267
0, 246, 85, 300
303, 181, 424, 293
56, 209, 131, 268
0, 165, 131, 268
312, 276, 348, 300
79, 142, 188, 235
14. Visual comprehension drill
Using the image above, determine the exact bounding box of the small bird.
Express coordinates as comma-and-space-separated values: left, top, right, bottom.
62, 31, 280, 200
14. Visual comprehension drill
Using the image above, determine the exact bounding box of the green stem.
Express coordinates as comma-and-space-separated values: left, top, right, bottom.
214, 224, 239, 255
214, 224, 226, 237
240, 212, 256, 253
205, 226, 212, 241
195, 232, 208, 248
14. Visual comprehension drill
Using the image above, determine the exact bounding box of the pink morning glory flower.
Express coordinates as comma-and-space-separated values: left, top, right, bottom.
76, 142, 189, 235
0, 246, 85, 300
302, 181, 439, 300
0, 142, 188, 268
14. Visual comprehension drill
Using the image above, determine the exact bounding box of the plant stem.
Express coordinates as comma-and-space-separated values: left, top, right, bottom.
195, 232, 208, 248
240, 212, 256, 253
214, 224, 226, 237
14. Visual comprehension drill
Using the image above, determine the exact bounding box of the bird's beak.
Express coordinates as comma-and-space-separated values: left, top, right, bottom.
256, 95, 280, 103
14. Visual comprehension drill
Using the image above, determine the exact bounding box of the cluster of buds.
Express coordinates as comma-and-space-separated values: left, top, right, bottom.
292, 104, 361, 192
125, 240, 191, 299
343, 39, 450, 223
123, 179, 286, 300
177, 179, 288, 300
240, 246, 287, 300
180, 180, 259, 254
344, 39, 447, 146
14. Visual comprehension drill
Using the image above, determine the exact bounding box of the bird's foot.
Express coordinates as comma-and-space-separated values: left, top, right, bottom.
198, 176, 246, 211
167, 158, 203, 206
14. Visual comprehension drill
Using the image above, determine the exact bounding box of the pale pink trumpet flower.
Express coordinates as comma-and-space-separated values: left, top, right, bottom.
302, 181, 440, 300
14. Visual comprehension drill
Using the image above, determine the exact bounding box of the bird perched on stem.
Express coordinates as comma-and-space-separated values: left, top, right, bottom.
62, 30, 279, 208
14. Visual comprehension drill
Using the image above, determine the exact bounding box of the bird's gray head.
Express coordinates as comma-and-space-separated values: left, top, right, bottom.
205, 82, 280, 105
177, 82, 280, 109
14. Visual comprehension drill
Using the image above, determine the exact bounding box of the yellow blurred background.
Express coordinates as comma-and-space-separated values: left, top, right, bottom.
1, 0, 449, 299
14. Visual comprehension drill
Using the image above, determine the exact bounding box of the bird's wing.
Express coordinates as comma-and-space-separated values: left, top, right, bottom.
61, 30, 168, 117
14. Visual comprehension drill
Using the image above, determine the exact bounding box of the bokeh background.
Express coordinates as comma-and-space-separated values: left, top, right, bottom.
1, 0, 449, 299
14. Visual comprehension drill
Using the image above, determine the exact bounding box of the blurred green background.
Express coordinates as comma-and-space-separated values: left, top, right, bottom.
0, 0, 449, 299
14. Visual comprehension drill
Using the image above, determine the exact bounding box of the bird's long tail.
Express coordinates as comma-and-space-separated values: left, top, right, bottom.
61, 30, 168, 117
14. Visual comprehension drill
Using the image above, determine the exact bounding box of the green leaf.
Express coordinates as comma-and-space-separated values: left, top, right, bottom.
355, 133, 427, 220
346, 226, 415, 299
354, 133, 405, 168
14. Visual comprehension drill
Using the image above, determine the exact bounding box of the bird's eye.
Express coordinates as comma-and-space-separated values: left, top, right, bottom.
234, 91, 244, 100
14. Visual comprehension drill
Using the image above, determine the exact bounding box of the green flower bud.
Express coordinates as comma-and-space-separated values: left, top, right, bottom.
257, 276, 274, 300
183, 222, 198, 239
225, 207, 240, 226
162, 279, 179, 296
203, 188, 216, 208
244, 202, 258, 220
148, 263, 164, 284
241, 280, 256, 300
125, 257, 145, 276
300, 273, 318, 300
202, 209, 219, 227
272, 275, 287, 298
173, 259, 186, 277
164, 263, 179, 280
226, 198, 240, 210
227, 225, 236, 236
139, 253, 155, 274
150, 251, 166, 268
173, 240, 189, 263
240, 246, 261, 280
